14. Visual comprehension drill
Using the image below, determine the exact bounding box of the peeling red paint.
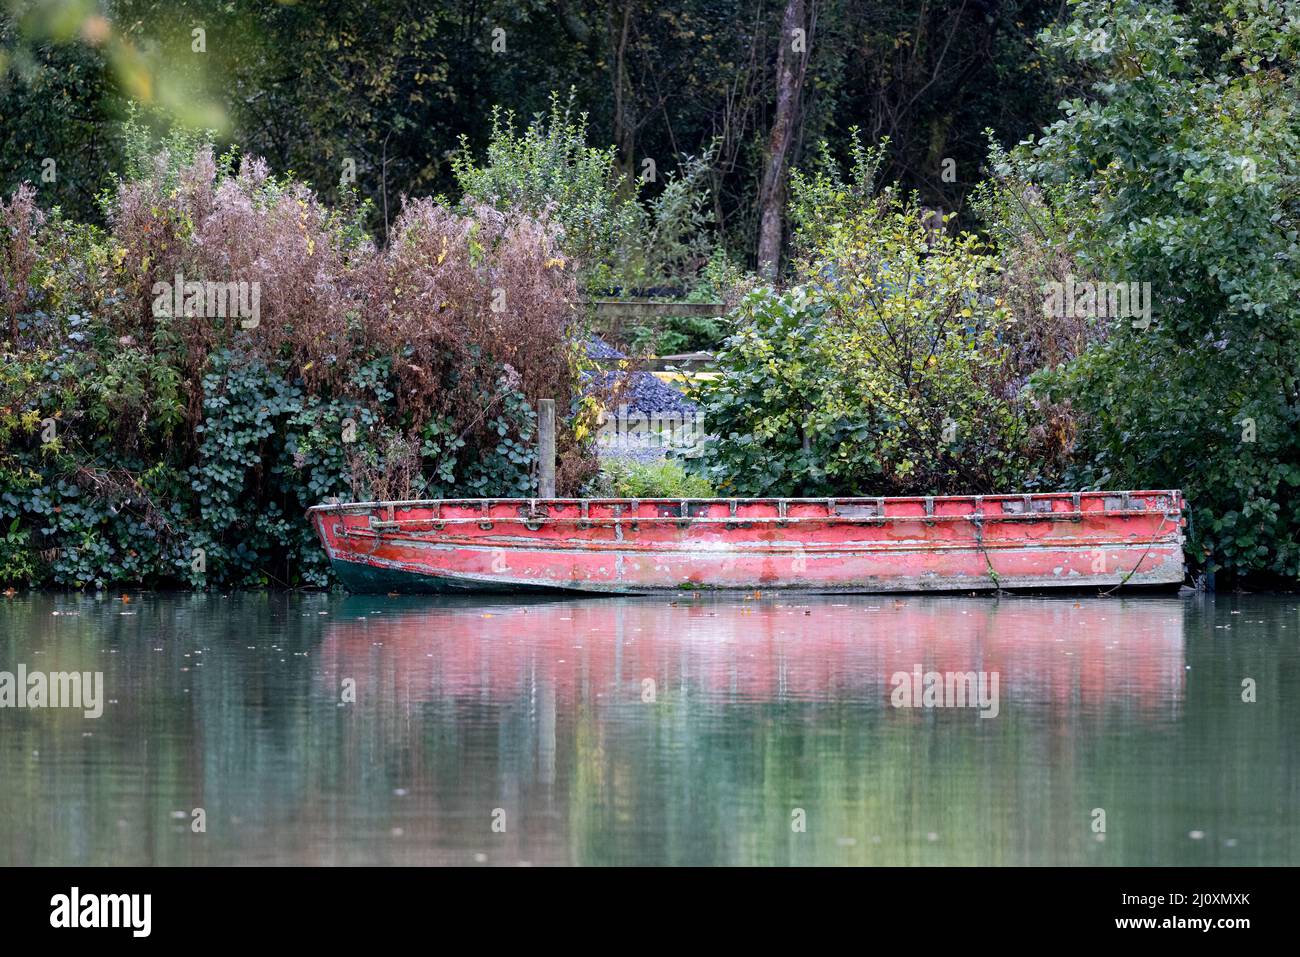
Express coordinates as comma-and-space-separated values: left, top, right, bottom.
308, 490, 1185, 594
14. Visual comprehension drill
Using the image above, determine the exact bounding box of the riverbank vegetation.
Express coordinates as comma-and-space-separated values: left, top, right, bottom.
690, 0, 1300, 588
2, 0, 1297, 589
1, 123, 585, 588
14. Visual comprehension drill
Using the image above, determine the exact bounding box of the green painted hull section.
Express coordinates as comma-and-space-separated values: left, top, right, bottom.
329, 557, 589, 595
329, 556, 1180, 597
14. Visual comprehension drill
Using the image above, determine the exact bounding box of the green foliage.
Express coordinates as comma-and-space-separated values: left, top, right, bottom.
0, 340, 540, 590
685, 287, 834, 495
0, 131, 561, 590
628, 313, 729, 356
624, 248, 745, 355
0, 516, 36, 585
116, 103, 219, 190
589, 458, 715, 499
0, 11, 123, 223
787, 131, 888, 257
189, 352, 321, 588
687, 190, 1046, 498
414, 382, 539, 499
635, 148, 717, 288
451, 92, 715, 291
452, 94, 637, 292
1021, 0, 1300, 583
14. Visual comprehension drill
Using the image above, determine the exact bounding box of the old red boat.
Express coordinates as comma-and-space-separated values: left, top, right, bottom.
308, 490, 1185, 595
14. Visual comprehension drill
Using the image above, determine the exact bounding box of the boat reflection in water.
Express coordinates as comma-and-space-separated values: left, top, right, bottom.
317, 594, 1187, 716
6, 591, 1294, 866
303, 593, 1235, 866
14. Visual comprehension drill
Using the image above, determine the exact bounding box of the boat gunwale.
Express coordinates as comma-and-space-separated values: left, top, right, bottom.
307, 489, 1183, 515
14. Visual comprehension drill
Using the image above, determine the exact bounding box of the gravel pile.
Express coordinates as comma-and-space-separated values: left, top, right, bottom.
582, 337, 699, 416
584, 336, 627, 360
584, 370, 697, 416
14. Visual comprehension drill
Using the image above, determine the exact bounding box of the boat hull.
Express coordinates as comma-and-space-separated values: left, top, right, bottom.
309, 491, 1186, 596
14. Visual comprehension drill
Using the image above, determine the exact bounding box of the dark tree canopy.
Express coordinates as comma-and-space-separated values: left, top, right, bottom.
2, 0, 1065, 265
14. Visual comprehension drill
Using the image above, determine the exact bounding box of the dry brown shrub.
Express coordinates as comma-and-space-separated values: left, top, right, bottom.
355, 198, 577, 425
1, 184, 42, 346
100, 150, 592, 488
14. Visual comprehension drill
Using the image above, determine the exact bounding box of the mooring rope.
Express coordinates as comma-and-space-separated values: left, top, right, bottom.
971, 516, 1003, 595
970, 509, 1171, 598
1098, 513, 1171, 597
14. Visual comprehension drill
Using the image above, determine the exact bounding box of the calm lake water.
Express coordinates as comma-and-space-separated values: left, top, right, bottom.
1, 591, 1296, 866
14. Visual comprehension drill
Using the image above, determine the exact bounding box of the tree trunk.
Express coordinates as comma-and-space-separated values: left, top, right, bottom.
757, 0, 809, 280
609, 0, 636, 187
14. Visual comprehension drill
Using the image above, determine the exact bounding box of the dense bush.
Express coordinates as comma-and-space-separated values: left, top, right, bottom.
452, 93, 717, 294
685, 187, 1063, 498
0, 129, 586, 589
1010, 0, 1300, 585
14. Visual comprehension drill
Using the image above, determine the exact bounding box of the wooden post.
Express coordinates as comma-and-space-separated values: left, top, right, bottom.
538, 398, 556, 499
